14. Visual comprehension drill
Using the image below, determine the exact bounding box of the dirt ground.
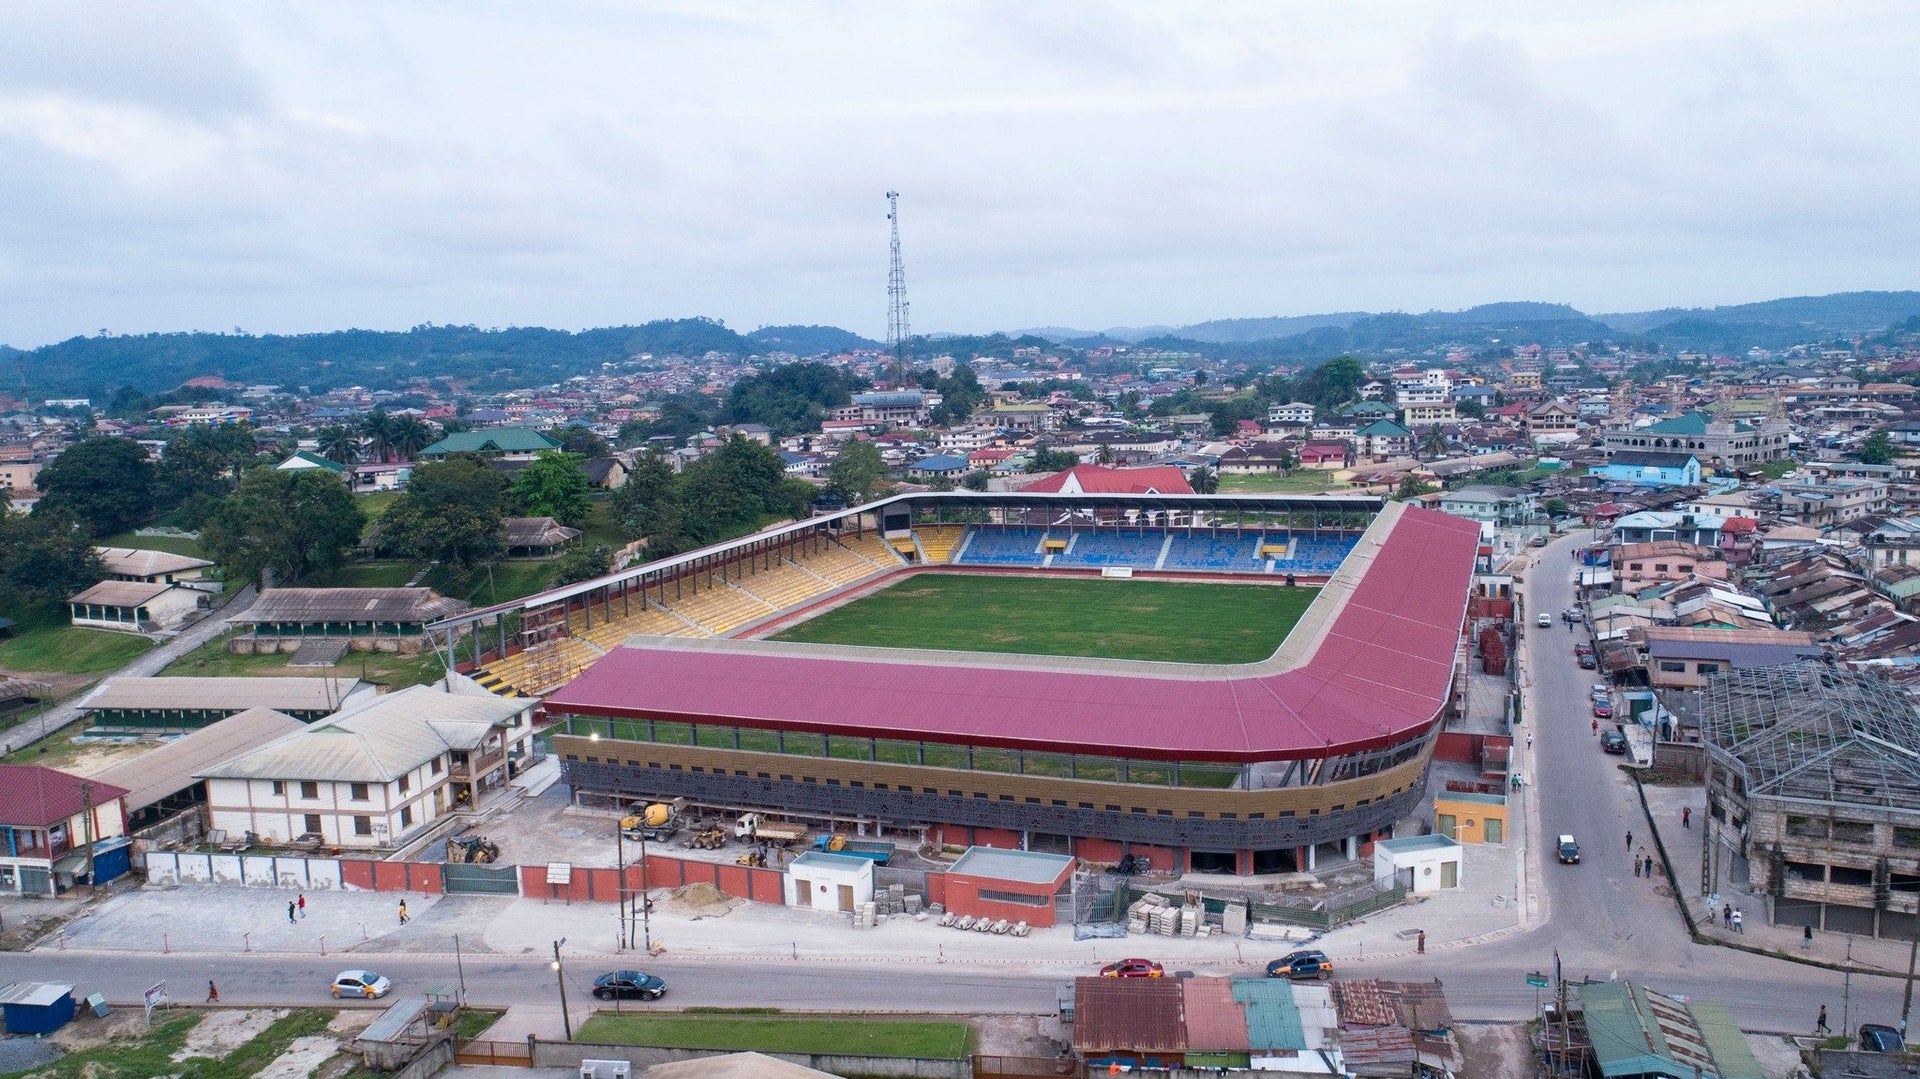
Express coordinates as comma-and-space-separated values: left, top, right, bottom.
44, 739, 153, 776
974, 1013, 1069, 1057
174, 1007, 287, 1060
1457, 1022, 1534, 1079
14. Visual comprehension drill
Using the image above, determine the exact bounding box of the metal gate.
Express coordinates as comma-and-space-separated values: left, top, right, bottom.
442, 862, 521, 895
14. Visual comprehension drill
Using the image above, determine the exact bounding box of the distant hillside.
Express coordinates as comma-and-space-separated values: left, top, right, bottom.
1597, 291, 1920, 335
747, 324, 880, 354
4, 318, 757, 397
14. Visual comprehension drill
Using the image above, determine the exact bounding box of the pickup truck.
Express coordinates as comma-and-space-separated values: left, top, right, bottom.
812, 835, 895, 864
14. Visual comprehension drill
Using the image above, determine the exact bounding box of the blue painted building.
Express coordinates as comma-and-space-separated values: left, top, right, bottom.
1588, 450, 1701, 487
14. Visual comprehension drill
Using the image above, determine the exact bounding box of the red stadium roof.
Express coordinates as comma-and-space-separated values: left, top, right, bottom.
544, 504, 1481, 762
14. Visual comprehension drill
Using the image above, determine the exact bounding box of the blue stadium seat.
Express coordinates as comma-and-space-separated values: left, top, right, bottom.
1050, 532, 1165, 569
955, 527, 1052, 566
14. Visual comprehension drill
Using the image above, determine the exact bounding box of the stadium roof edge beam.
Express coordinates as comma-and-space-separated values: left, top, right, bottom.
542, 502, 1479, 763
427, 490, 1388, 630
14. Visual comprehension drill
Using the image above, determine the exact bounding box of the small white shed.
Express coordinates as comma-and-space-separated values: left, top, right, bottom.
784, 851, 874, 913
1373, 834, 1463, 894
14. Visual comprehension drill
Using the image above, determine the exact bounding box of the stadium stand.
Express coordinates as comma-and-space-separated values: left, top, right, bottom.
1050, 531, 1166, 569
733, 556, 837, 609
1162, 532, 1268, 573
955, 527, 1051, 566
807, 535, 903, 586
472, 635, 602, 697
667, 580, 778, 635
569, 602, 705, 649
912, 524, 967, 563
1274, 535, 1357, 575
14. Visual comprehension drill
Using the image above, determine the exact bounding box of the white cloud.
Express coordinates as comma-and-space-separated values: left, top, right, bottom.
0, 1, 1916, 346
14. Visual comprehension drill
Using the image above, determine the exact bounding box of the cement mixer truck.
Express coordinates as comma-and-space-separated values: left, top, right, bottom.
620, 798, 686, 842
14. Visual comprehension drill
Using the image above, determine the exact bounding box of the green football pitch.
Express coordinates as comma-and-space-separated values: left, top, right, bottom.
769, 573, 1318, 664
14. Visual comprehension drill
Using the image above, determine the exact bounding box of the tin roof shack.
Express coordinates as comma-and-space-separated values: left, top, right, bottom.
353, 997, 452, 1072
783, 851, 873, 914
1697, 664, 1920, 938
0, 766, 130, 896
1072, 975, 1344, 1075
227, 588, 469, 654
1333, 979, 1461, 1079
1644, 627, 1823, 690
94, 708, 305, 840
943, 847, 1074, 929
79, 676, 366, 731
68, 580, 206, 634
1576, 981, 1763, 1079
0, 983, 76, 1036
94, 546, 215, 587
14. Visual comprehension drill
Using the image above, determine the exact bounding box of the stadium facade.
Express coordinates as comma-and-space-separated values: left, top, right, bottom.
432, 492, 1481, 876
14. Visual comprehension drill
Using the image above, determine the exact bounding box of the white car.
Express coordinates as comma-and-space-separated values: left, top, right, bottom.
331, 970, 391, 999
1536, 612, 1553, 628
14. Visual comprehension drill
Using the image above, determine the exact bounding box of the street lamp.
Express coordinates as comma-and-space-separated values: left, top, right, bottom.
551, 937, 571, 1041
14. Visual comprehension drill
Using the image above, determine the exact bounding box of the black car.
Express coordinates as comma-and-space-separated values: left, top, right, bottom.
1600, 729, 1628, 755
592, 970, 668, 1001
1860, 1023, 1903, 1052
1557, 835, 1580, 864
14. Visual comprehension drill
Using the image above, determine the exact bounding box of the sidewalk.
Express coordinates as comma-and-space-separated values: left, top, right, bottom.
1642, 781, 1920, 976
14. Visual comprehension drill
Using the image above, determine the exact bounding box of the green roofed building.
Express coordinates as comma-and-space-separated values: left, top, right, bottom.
418, 428, 560, 460
1577, 981, 1763, 1079
1603, 410, 1791, 466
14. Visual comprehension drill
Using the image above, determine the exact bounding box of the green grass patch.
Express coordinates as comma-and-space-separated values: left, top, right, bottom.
574, 1012, 972, 1059
454, 1008, 506, 1040
1, 1008, 339, 1079
432, 560, 557, 607
95, 531, 209, 559
1217, 470, 1339, 493
0, 623, 155, 675
160, 631, 447, 690
771, 574, 1316, 664
336, 560, 420, 588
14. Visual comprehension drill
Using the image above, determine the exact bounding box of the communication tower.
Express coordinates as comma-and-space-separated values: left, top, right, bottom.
885, 190, 911, 382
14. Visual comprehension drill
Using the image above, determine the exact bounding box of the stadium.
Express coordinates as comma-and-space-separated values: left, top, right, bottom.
428, 492, 1481, 876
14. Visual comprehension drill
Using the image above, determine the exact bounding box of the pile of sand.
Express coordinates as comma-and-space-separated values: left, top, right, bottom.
665, 882, 737, 917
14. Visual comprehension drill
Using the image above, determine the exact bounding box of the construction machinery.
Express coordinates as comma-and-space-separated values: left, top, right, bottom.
620, 799, 685, 842
447, 834, 500, 864
735, 849, 767, 867
683, 823, 727, 850
736, 813, 807, 847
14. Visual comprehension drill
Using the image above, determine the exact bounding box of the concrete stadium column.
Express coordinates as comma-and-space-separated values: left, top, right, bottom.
1305, 844, 1316, 871
1346, 835, 1357, 859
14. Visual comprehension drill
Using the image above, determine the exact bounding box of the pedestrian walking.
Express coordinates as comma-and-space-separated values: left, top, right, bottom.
398, 899, 408, 925
207, 980, 219, 1003
1593, 718, 1600, 735
1526, 732, 1534, 750
1682, 806, 1691, 829
1804, 925, 1814, 949
1417, 929, 1426, 954
287, 900, 296, 924
1817, 1005, 1830, 1035
1626, 831, 1633, 851
1646, 855, 1655, 878
297, 894, 306, 918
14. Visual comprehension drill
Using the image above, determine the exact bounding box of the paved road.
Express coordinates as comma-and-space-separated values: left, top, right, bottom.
5, 585, 255, 752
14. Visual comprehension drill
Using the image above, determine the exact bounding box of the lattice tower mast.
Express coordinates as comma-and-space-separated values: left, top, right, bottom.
885, 190, 911, 383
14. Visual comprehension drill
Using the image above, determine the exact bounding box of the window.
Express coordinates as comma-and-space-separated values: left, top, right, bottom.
304, 813, 322, 835
1659, 661, 1688, 673
271, 781, 286, 797
353, 816, 373, 836
1697, 663, 1721, 674
430, 758, 443, 775
398, 775, 410, 795
400, 806, 413, 827
350, 783, 370, 802
300, 781, 319, 800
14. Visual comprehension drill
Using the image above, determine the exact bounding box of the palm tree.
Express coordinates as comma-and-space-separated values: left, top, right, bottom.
1096, 442, 1116, 465
388, 415, 433, 461
316, 426, 360, 465
1188, 466, 1219, 494
1419, 427, 1449, 459
360, 409, 394, 463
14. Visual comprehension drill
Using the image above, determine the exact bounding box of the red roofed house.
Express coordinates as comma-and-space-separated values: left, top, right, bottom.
1299, 441, 1351, 470
0, 765, 132, 895
1019, 464, 1193, 495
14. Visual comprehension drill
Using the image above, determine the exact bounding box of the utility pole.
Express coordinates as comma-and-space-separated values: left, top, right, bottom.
80, 782, 95, 887
1903, 918, 1918, 1034
1843, 936, 1854, 1037
638, 826, 653, 955
551, 938, 572, 1041
615, 822, 628, 950
885, 190, 911, 385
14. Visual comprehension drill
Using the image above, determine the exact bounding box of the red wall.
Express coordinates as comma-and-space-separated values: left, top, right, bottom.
943, 872, 1063, 928
515, 855, 783, 905
340, 859, 443, 893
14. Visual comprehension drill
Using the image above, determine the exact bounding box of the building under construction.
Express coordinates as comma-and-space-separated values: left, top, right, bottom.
1699, 663, 1920, 937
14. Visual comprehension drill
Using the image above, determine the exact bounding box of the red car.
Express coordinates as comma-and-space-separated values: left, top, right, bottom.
1592, 701, 1613, 719
1100, 958, 1166, 978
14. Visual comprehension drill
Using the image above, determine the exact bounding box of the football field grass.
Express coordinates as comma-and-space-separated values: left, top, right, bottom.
770, 573, 1318, 663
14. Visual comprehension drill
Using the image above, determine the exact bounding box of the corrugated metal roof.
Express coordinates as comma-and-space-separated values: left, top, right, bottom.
1072, 977, 1185, 1053
94, 547, 213, 577
0, 766, 130, 828
1688, 1002, 1765, 1079
1579, 981, 1759, 1079
95, 708, 305, 811
82, 677, 360, 714
67, 580, 178, 606
1231, 976, 1305, 1052
233, 588, 468, 625
356, 998, 428, 1044
197, 686, 528, 783
1181, 977, 1248, 1051
545, 504, 1480, 761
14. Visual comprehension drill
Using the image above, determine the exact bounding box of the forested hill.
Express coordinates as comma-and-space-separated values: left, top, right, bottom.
0, 318, 759, 397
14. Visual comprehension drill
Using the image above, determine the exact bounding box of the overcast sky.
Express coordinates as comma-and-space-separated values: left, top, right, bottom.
2, 1, 1917, 347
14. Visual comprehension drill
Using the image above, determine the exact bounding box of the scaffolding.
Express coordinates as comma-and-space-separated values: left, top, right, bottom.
1697, 664, 1920, 808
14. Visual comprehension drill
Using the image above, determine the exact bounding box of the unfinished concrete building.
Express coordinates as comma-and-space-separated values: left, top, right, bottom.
1699, 664, 1920, 937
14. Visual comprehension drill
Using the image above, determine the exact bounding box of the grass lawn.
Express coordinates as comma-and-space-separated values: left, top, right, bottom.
0, 623, 155, 675
6, 1008, 338, 1079
573, 1012, 972, 1059
336, 560, 420, 588
95, 530, 209, 559
771, 575, 1317, 664
1218, 470, 1339, 493
161, 631, 448, 690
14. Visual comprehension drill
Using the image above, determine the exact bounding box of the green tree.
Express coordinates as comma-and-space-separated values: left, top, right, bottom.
1859, 428, 1894, 465
34, 436, 155, 537
1187, 466, 1219, 494
154, 424, 259, 526
725, 362, 859, 436
610, 453, 683, 544
548, 543, 613, 588
361, 409, 395, 462
1456, 398, 1485, 419
204, 468, 365, 587
1544, 497, 1570, 517
1418, 427, 1449, 459
826, 440, 892, 504
0, 509, 104, 616
1394, 474, 1430, 501
508, 451, 592, 526
1095, 443, 1115, 465
677, 436, 809, 543
550, 424, 611, 460
959, 470, 990, 491
376, 456, 508, 580
387, 415, 434, 461
317, 426, 362, 465
1026, 444, 1081, 473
